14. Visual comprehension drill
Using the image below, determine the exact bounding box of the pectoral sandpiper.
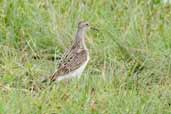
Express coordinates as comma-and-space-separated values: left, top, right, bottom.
49, 21, 90, 82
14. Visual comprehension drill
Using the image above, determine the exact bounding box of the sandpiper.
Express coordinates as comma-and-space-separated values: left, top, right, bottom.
50, 21, 90, 82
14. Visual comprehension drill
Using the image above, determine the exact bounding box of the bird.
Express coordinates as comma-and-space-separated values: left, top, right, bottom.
49, 21, 90, 82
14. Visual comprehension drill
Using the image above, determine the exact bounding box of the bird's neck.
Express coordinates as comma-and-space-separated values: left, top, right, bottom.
75, 28, 87, 49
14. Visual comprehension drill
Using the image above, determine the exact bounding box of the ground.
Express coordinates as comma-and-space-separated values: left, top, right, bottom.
0, 0, 171, 114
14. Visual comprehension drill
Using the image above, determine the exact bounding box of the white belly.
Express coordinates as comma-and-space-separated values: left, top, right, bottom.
57, 56, 89, 81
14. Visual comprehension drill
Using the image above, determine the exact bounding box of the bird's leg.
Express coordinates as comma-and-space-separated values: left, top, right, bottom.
63, 79, 70, 84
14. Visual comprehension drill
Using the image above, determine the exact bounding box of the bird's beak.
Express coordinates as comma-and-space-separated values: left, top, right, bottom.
90, 27, 99, 32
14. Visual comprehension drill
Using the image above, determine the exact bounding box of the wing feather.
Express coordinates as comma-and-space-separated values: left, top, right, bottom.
50, 49, 88, 81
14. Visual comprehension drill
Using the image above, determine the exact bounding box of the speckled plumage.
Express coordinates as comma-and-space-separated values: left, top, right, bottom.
50, 21, 90, 82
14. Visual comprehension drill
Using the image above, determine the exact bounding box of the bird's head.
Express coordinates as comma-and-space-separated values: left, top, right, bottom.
78, 21, 89, 30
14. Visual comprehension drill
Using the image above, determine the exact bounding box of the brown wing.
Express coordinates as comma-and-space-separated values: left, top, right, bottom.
50, 49, 88, 81
57, 43, 77, 69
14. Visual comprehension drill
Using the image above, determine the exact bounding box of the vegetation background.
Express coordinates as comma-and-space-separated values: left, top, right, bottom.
0, 0, 171, 114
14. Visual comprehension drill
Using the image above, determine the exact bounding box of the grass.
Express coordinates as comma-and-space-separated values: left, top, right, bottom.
0, 0, 171, 114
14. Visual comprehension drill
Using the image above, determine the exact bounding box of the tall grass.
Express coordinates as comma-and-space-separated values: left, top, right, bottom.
0, 0, 171, 114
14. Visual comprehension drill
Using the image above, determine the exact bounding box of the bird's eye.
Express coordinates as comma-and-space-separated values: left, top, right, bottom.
86, 23, 89, 26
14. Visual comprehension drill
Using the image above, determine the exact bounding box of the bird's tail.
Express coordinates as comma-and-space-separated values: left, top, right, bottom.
41, 75, 55, 86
